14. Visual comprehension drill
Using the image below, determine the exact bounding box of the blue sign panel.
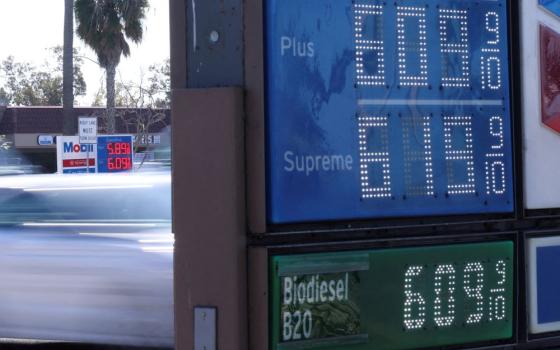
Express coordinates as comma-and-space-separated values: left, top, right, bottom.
97, 135, 134, 173
266, 0, 514, 223
528, 236, 560, 333
63, 168, 95, 174
540, 0, 560, 17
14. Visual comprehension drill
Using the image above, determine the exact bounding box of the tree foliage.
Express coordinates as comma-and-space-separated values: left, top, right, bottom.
75, 0, 148, 69
90, 58, 169, 168
92, 59, 170, 109
0, 47, 86, 106
75, 0, 149, 133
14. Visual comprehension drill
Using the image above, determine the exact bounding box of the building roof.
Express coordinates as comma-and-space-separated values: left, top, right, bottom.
0, 107, 171, 134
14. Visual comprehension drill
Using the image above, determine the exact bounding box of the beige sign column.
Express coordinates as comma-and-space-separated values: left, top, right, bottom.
170, 0, 248, 349
172, 87, 247, 350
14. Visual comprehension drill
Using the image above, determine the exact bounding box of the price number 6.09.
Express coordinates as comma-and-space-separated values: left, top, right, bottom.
354, 5, 503, 89
108, 157, 132, 171
403, 260, 508, 330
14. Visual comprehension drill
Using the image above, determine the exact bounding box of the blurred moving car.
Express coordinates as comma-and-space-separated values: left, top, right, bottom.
0, 164, 43, 176
0, 171, 173, 348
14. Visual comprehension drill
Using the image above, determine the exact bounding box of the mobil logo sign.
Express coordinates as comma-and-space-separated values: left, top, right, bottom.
56, 136, 97, 174
63, 142, 95, 154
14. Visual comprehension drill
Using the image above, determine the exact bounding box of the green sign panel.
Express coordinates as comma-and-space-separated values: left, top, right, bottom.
270, 241, 514, 350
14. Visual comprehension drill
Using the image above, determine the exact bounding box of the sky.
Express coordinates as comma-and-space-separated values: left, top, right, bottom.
0, 0, 170, 106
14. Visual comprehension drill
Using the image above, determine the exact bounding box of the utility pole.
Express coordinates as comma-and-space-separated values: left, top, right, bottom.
62, 0, 75, 135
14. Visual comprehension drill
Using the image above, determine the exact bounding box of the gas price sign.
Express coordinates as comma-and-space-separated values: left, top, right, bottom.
97, 135, 134, 173
266, 0, 514, 223
270, 241, 514, 350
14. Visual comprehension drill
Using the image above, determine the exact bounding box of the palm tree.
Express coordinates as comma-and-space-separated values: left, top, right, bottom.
74, 0, 148, 134
63, 0, 75, 135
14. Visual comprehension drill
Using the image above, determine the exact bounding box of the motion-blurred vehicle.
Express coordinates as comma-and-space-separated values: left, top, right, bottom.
0, 147, 45, 176
0, 171, 173, 348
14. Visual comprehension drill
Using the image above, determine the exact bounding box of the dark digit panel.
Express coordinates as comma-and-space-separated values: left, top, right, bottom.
270, 241, 514, 350
265, 0, 514, 224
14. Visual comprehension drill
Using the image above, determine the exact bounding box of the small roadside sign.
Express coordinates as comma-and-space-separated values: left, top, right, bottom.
79, 117, 97, 144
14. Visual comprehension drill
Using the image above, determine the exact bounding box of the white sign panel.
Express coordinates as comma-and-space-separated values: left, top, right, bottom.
521, 1, 560, 209
37, 135, 54, 146
56, 136, 97, 174
134, 134, 162, 145
79, 117, 97, 144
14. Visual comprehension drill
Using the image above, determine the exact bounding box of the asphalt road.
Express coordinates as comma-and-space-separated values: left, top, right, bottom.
0, 226, 173, 348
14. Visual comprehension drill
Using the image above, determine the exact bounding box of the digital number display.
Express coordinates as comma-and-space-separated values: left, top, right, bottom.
107, 154, 132, 171
270, 241, 514, 350
97, 135, 134, 173
265, 0, 514, 223
107, 142, 132, 156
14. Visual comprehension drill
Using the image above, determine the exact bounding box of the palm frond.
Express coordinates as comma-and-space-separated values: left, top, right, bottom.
74, 0, 148, 68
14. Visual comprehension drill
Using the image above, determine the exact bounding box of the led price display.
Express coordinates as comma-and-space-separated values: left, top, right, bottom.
97, 135, 133, 173
270, 241, 514, 350
265, 0, 514, 223
527, 236, 560, 334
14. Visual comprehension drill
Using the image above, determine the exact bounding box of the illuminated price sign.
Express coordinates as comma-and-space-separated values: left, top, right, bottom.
97, 135, 134, 173
265, 0, 514, 223
270, 241, 514, 350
